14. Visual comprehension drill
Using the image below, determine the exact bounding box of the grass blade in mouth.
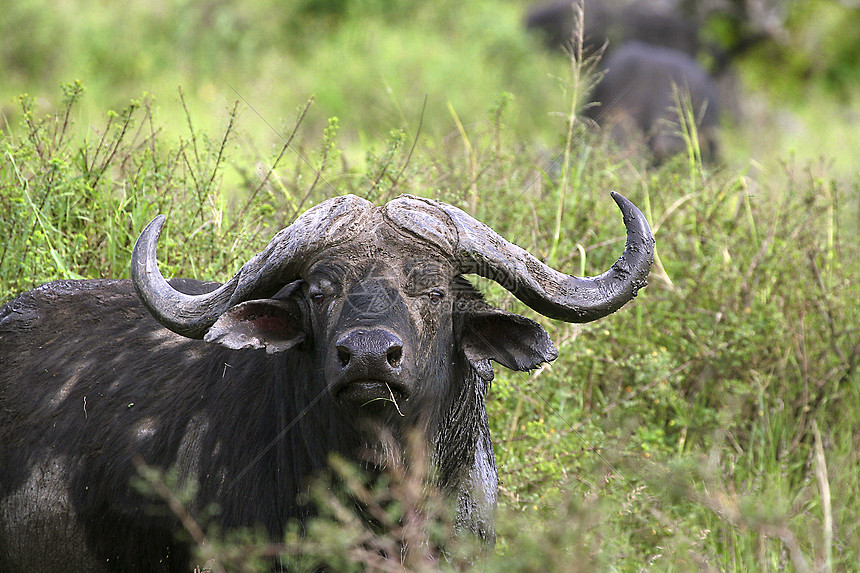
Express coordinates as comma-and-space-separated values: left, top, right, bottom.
360, 383, 405, 417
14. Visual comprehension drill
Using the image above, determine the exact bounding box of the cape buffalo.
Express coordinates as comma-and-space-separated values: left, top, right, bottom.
587, 41, 721, 161
525, 3, 722, 161
525, 0, 701, 58
0, 193, 653, 571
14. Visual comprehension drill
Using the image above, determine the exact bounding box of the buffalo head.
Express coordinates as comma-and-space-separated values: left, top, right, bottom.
130, 192, 652, 537
133, 193, 650, 416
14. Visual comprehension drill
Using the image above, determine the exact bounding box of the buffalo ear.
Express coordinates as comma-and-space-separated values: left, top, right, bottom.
462, 308, 558, 381
204, 299, 306, 354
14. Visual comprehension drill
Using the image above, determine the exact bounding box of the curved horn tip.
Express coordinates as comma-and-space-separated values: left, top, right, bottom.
139, 214, 167, 244
609, 191, 640, 218
132, 216, 167, 274
609, 191, 654, 244
149, 213, 167, 228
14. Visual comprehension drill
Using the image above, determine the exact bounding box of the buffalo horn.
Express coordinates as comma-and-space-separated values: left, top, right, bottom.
131, 194, 374, 338
388, 192, 653, 323
452, 192, 653, 322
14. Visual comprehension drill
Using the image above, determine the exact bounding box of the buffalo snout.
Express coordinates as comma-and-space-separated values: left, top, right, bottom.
336, 328, 404, 372
331, 328, 410, 410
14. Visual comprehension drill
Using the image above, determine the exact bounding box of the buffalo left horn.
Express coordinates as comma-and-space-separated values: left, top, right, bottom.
131, 195, 374, 338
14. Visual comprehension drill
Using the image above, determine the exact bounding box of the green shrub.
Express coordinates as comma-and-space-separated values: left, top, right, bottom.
1, 77, 857, 571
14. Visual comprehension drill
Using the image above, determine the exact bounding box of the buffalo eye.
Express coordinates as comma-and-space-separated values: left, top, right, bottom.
306, 277, 338, 305
307, 285, 327, 305
427, 289, 445, 304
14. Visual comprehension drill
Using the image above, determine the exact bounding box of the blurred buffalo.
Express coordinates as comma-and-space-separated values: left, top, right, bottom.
525, 1, 724, 161
586, 41, 720, 161
525, 0, 700, 59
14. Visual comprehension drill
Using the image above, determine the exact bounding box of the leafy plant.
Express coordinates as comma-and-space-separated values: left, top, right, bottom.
1, 54, 857, 570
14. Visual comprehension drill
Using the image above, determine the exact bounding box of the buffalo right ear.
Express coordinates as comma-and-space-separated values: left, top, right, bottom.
461, 308, 559, 381
204, 299, 306, 354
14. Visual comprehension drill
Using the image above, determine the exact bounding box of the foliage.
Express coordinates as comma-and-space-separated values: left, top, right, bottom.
1, 75, 857, 571
2, 2, 859, 570
0, 0, 567, 152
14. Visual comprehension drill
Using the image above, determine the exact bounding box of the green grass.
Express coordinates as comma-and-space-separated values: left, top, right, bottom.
2, 79, 857, 571
1, 0, 859, 570
0, 0, 569, 158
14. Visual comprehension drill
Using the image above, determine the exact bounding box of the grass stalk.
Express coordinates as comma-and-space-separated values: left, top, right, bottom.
550, 1, 587, 265
741, 176, 760, 247
671, 83, 703, 180
811, 420, 833, 573
447, 101, 478, 212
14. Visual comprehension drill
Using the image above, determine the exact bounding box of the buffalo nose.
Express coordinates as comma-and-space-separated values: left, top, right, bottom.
336, 329, 403, 371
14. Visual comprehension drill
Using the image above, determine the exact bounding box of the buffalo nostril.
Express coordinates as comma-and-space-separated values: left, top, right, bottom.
335, 329, 403, 372
387, 345, 402, 369
337, 346, 351, 368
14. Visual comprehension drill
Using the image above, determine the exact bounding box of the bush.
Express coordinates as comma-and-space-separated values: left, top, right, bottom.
1, 79, 857, 571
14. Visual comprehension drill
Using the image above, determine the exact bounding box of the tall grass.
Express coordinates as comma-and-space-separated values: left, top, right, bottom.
1, 77, 857, 571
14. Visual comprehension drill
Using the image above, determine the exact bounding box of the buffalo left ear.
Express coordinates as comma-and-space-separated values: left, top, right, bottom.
462, 308, 559, 381
204, 299, 306, 354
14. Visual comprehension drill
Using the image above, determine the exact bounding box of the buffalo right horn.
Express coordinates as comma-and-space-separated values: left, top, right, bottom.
385, 192, 654, 323
448, 191, 654, 322
131, 194, 374, 339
